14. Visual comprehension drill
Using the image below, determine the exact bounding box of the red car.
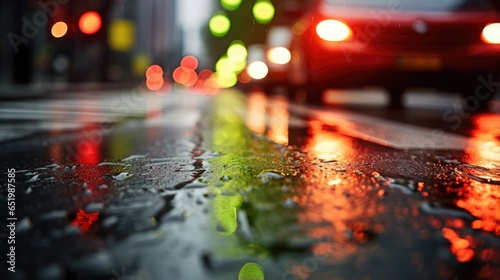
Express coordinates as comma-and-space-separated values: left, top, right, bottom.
287, 0, 500, 108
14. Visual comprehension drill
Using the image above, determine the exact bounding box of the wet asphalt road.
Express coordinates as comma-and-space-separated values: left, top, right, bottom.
0, 87, 499, 280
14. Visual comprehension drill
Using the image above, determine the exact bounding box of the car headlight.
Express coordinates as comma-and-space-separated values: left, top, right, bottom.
481, 23, 500, 44
316, 19, 352, 42
267, 47, 291, 65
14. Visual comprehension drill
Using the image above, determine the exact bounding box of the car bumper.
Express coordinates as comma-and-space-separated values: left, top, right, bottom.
306, 40, 500, 87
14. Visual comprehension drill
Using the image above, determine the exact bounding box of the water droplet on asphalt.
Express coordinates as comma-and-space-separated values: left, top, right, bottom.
258, 170, 285, 183
44, 163, 60, 169
97, 162, 131, 167
25, 174, 39, 183
82, 189, 92, 196
183, 181, 208, 189
40, 210, 67, 221
388, 183, 413, 194
67, 251, 113, 275
419, 201, 474, 220
17, 217, 32, 232
283, 197, 298, 208
455, 164, 500, 185
102, 215, 118, 228
37, 263, 63, 280
220, 175, 231, 181
110, 172, 133, 180
121, 155, 147, 162
85, 203, 104, 212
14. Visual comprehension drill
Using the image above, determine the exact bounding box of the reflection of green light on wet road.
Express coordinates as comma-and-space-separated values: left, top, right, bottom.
203, 92, 304, 274
239, 262, 265, 280
213, 194, 242, 235
253, 0, 275, 24
209, 13, 231, 37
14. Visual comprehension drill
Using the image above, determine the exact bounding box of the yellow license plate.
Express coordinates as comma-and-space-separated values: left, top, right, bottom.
397, 54, 442, 71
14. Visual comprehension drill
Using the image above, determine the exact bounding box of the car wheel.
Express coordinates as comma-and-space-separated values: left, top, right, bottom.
462, 90, 493, 113
460, 85, 492, 112
387, 87, 405, 109
304, 85, 325, 105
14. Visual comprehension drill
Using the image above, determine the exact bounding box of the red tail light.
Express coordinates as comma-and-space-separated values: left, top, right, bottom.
481, 23, 500, 44
316, 19, 352, 42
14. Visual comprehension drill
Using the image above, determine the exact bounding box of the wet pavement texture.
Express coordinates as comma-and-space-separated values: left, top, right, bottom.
0, 88, 499, 280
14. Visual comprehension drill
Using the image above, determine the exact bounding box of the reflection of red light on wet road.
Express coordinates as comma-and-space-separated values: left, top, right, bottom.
77, 140, 100, 165
466, 114, 500, 167
267, 96, 289, 145
293, 119, 377, 264
246, 91, 266, 135
458, 114, 500, 236
71, 209, 99, 232
305, 120, 353, 161
466, 115, 500, 168
442, 227, 474, 262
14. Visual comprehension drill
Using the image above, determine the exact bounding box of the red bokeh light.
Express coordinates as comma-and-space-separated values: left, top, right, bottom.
180, 55, 198, 70
145, 64, 163, 82
146, 79, 164, 91
79, 11, 102, 35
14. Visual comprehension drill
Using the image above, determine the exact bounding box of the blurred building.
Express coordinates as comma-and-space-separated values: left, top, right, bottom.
0, 0, 183, 87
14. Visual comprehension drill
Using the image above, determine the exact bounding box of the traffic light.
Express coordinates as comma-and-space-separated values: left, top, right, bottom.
78, 11, 102, 35
51, 21, 68, 38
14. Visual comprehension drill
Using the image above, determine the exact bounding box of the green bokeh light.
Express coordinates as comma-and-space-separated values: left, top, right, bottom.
227, 41, 248, 63
221, 0, 242, 11
215, 72, 238, 88
233, 59, 246, 74
253, 0, 275, 24
215, 56, 235, 74
238, 263, 265, 280
209, 13, 231, 37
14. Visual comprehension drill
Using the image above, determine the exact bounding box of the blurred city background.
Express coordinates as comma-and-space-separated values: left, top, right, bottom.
0, 0, 303, 94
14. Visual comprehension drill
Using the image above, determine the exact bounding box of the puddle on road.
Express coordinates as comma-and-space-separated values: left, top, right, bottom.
3, 135, 211, 279
4, 91, 499, 280
204, 90, 500, 280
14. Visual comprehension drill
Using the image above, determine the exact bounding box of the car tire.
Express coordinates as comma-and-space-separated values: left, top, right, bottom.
304, 85, 324, 105
460, 74, 497, 112
460, 86, 492, 113
387, 87, 405, 109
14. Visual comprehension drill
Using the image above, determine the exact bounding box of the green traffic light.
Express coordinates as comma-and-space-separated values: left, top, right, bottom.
253, 0, 275, 24
209, 13, 231, 37
227, 41, 248, 63
221, 0, 242, 11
